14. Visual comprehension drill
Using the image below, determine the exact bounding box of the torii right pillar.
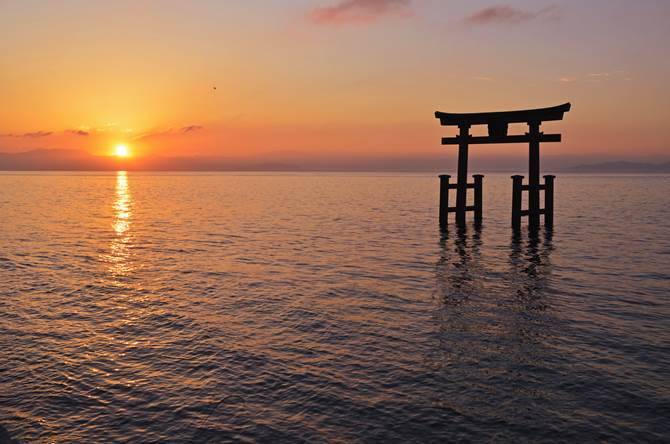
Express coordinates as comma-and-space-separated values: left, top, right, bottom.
511, 107, 571, 231
528, 120, 542, 229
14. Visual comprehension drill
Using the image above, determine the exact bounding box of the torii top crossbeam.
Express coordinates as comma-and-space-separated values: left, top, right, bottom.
435, 102, 571, 126
435, 103, 571, 145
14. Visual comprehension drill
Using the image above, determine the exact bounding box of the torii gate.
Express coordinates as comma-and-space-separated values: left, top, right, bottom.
434, 103, 571, 229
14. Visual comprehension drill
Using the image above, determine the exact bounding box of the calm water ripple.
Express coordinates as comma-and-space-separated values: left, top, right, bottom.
0, 172, 669, 442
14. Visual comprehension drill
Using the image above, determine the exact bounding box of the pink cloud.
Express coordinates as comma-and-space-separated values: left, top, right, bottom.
309, 0, 412, 26
464, 4, 559, 25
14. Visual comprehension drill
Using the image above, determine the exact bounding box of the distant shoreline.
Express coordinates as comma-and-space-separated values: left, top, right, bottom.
1, 150, 669, 174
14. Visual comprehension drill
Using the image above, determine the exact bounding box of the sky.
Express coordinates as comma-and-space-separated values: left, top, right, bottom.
1, 0, 669, 170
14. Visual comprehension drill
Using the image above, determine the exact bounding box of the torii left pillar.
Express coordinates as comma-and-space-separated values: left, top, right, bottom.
528, 121, 541, 228
437, 122, 483, 229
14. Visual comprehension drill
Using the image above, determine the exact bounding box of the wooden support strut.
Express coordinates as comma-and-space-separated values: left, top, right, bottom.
511, 175, 523, 230
441, 133, 561, 145
439, 174, 450, 230
438, 174, 483, 227
447, 183, 478, 189
511, 174, 555, 229
446, 205, 477, 212
473, 174, 483, 226
544, 175, 555, 227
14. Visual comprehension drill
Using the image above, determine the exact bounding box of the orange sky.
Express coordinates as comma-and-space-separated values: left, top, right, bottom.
1, 0, 669, 168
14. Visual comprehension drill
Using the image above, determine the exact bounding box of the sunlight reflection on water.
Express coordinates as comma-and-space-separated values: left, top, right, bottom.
108, 171, 133, 276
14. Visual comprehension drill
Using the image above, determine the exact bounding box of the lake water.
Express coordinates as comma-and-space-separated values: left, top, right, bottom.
0, 172, 669, 442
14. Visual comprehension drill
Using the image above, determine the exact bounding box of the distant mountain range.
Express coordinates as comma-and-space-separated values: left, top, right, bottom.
0, 149, 456, 171
1, 149, 669, 173
0, 149, 109, 170
0, 149, 303, 172
563, 161, 670, 173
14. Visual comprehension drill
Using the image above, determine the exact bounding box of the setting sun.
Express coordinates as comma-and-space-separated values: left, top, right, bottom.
114, 144, 130, 158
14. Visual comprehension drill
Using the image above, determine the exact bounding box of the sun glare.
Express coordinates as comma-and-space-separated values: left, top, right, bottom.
114, 144, 130, 158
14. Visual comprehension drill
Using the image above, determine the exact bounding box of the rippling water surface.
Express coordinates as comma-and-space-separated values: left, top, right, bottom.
0, 172, 669, 442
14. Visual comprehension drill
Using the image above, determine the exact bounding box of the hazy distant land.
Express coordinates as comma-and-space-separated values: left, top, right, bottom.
563, 161, 670, 173
1, 149, 669, 173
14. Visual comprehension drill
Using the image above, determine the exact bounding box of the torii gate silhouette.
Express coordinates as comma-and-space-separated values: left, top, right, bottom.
435, 103, 571, 230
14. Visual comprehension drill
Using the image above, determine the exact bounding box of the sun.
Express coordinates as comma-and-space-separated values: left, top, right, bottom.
114, 144, 131, 158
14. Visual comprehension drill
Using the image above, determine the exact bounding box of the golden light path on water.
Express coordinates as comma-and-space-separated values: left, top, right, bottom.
109, 170, 134, 276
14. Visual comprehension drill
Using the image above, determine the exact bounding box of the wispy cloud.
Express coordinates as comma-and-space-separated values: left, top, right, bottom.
464, 4, 559, 26
557, 71, 631, 83
588, 73, 611, 81
1, 125, 203, 141
589, 72, 632, 81
0, 131, 53, 138
181, 125, 203, 133
309, 0, 412, 26
134, 125, 205, 141
66, 129, 90, 136
24, 131, 53, 138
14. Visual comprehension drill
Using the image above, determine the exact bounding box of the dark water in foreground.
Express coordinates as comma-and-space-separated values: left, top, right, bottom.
0, 172, 669, 443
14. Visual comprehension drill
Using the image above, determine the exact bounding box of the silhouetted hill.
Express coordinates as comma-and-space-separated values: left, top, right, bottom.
0, 149, 110, 170
0, 149, 296, 171
0, 149, 452, 171
564, 161, 670, 173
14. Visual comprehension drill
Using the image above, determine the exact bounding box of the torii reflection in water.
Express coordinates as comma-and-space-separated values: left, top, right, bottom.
431, 225, 557, 373
508, 228, 554, 313
434, 226, 554, 310
435, 225, 483, 309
